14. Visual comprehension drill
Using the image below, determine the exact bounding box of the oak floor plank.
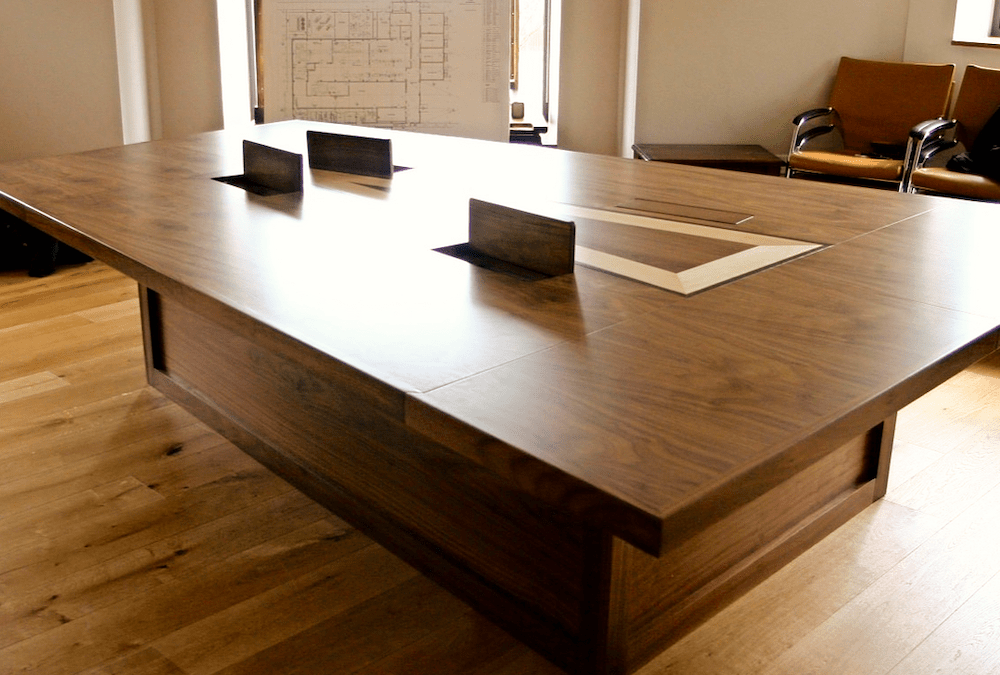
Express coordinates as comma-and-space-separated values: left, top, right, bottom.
0, 519, 375, 674
0, 265, 136, 330
638, 499, 947, 675
0, 476, 165, 574
208, 575, 478, 675
469, 647, 565, 675
0, 266, 98, 306
0, 317, 141, 383
74, 298, 140, 325
0, 377, 165, 476
762, 481, 1000, 675
886, 423, 1000, 521
354, 610, 523, 675
0, 421, 246, 531
0, 315, 92, 347
76, 647, 186, 675
0, 371, 69, 404
0, 491, 330, 648
886, 567, 1000, 675
0, 345, 149, 434
0, 390, 205, 489
153, 542, 419, 675
894, 351, 1000, 454
883, 440, 945, 493
0, 459, 296, 601
0, 417, 209, 517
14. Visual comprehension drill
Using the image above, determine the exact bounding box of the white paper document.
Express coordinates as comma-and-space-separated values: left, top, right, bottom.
259, 0, 511, 141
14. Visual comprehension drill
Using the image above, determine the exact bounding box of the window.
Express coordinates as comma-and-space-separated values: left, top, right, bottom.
509, 0, 560, 143
953, 0, 1000, 46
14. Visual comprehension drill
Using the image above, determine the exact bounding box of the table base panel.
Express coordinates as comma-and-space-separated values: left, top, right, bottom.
140, 287, 890, 675
609, 433, 886, 672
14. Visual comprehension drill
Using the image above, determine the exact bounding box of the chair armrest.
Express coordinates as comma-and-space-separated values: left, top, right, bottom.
788, 107, 839, 162
910, 118, 956, 143
792, 107, 835, 126
918, 136, 960, 163
797, 124, 837, 146
901, 118, 958, 192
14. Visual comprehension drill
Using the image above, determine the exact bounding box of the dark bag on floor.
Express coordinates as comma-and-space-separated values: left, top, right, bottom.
946, 104, 1000, 181
0, 211, 91, 277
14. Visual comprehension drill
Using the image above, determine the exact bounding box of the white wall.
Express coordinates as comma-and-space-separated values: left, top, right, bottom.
115, 0, 154, 145
903, 0, 1000, 100
559, 0, 1000, 158
0, 0, 223, 162
557, 0, 628, 156
629, 0, 913, 157
148, 0, 224, 140
0, 1, 124, 162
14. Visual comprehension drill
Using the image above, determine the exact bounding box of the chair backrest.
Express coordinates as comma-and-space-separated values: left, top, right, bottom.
951, 64, 1000, 148
829, 57, 955, 154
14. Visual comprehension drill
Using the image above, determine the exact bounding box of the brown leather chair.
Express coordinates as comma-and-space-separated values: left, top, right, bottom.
902, 64, 1000, 202
787, 57, 955, 189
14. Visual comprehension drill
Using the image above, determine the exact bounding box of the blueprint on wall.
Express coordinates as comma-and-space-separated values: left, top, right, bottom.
260, 0, 511, 142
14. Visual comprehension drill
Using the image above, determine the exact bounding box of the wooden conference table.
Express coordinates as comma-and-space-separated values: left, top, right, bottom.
2, 121, 1000, 674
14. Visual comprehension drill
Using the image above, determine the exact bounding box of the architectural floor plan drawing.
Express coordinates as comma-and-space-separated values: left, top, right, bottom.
260, 0, 510, 141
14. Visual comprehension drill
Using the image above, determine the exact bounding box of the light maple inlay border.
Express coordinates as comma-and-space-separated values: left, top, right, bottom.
558, 204, 822, 296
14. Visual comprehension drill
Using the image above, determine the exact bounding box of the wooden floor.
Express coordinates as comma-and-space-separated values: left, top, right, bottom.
2, 260, 1000, 675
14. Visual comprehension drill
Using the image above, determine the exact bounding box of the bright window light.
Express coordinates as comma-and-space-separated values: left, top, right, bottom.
953, 0, 1000, 45
217, 0, 254, 129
